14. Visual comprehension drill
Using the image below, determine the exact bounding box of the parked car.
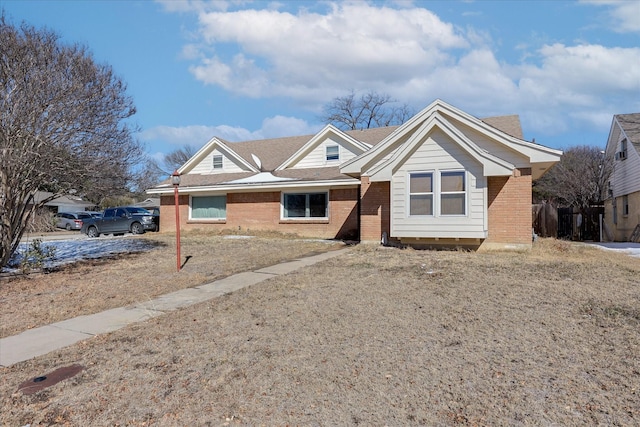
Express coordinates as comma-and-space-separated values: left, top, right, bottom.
86, 211, 103, 218
55, 212, 93, 231
80, 206, 157, 238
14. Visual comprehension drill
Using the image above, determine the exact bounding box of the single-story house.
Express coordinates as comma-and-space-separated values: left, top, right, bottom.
33, 191, 96, 213
603, 112, 640, 241
134, 197, 160, 211
147, 99, 562, 250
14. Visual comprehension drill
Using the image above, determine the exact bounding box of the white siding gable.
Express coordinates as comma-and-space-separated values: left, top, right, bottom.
611, 133, 640, 197
190, 148, 251, 174
288, 136, 364, 169
447, 116, 529, 167
391, 128, 487, 239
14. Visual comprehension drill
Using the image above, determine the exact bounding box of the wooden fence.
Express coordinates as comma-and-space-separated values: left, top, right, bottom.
533, 203, 604, 241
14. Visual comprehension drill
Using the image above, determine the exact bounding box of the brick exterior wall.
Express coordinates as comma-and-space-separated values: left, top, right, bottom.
159, 187, 359, 239
359, 176, 390, 241
486, 169, 533, 245
603, 190, 640, 241
159, 170, 532, 247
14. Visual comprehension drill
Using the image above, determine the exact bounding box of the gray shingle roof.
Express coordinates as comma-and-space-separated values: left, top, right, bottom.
481, 115, 524, 139
616, 113, 640, 150
228, 126, 399, 171
152, 116, 525, 190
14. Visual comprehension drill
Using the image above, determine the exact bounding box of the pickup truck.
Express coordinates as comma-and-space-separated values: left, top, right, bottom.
81, 206, 157, 238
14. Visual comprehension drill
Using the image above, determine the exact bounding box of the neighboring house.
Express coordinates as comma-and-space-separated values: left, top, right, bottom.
147, 100, 562, 250
33, 191, 96, 213
603, 113, 640, 241
134, 197, 160, 210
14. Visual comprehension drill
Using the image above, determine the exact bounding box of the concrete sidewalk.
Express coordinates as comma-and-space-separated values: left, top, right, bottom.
0, 247, 350, 367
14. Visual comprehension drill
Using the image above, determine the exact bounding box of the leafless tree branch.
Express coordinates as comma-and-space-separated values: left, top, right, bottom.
533, 145, 612, 212
320, 90, 414, 130
1, 16, 143, 269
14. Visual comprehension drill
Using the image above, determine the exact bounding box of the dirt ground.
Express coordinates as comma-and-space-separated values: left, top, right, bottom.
1, 237, 639, 425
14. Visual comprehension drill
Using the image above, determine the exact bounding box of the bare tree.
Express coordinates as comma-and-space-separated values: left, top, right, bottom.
134, 145, 196, 196
0, 16, 143, 269
163, 145, 196, 173
320, 90, 414, 130
533, 145, 612, 211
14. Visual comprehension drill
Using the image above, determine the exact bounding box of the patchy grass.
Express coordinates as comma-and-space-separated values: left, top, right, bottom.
1, 238, 639, 425
0, 231, 343, 338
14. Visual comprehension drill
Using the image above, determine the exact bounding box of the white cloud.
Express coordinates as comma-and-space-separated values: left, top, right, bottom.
156, 0, 230, 13
581, 0, 640, 33
141, 115, 319, 149
609, 1, 640, 32
189, 2, 466, 99
164, 1, 640, 143
258, 115, 321, 139
514, 43, 640, 133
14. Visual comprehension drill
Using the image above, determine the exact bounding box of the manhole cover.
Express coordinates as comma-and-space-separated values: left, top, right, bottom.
18, 364, 84, 395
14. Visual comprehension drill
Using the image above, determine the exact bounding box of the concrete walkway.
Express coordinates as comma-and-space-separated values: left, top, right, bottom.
0, 248, 350, 367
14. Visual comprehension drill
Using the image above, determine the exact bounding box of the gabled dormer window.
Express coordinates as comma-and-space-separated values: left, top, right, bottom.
326, 145, 339, 161
213, 154, 223, 169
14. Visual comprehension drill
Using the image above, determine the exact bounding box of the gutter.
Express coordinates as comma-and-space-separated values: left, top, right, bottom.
147, 178, 360, 195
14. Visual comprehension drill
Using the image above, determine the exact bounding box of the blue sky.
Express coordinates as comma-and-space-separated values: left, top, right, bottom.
2, 0, 639, 165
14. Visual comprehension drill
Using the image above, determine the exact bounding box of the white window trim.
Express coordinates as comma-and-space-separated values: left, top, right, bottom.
280, 191, 329, 220
189, 194, 227, 221
407, 169, 468, 218
439, 169, 467, 217
326, 145, 340, 162
408, 170, 434, 217
212, 154, 223, 170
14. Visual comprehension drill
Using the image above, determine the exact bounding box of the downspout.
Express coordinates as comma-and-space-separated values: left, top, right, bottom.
357, 184, 361, 242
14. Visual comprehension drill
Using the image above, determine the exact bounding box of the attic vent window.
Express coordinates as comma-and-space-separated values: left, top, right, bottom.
617, 138, 628, 161
326, 145, 339, 161
213, 154, 223, 169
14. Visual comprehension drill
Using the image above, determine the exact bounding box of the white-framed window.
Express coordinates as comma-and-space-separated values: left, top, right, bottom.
213, 154, 223, 169
440, 171, 466, 215
623, 195, 629, 216
282, 192, 328, 219
191, 195, 226, 219
326, 145, 340, 161
409, 172, 433, 216
613, 198, 618, 225
408, 170, 467, 217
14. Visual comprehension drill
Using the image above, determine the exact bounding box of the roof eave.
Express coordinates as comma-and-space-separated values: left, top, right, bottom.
147, 178, 360, 195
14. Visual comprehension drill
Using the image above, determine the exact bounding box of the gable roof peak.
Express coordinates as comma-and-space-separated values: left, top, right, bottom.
614, 112, 640, 149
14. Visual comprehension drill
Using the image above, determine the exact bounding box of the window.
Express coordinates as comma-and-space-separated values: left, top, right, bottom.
213, 154, 223, 169
623, 195, 629, 216
613, 198, 618, 225
191, 195, 226, 219
408, 170, 466, 217
440, 171, 466, 215
620, 139, 628, 160
283, 192, 328, 218
409, 172, 433, 215
326, 145, 339, 161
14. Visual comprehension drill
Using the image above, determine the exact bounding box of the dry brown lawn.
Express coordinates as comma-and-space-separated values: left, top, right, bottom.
0, 231, 344, 338
1, 236, 639, 426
